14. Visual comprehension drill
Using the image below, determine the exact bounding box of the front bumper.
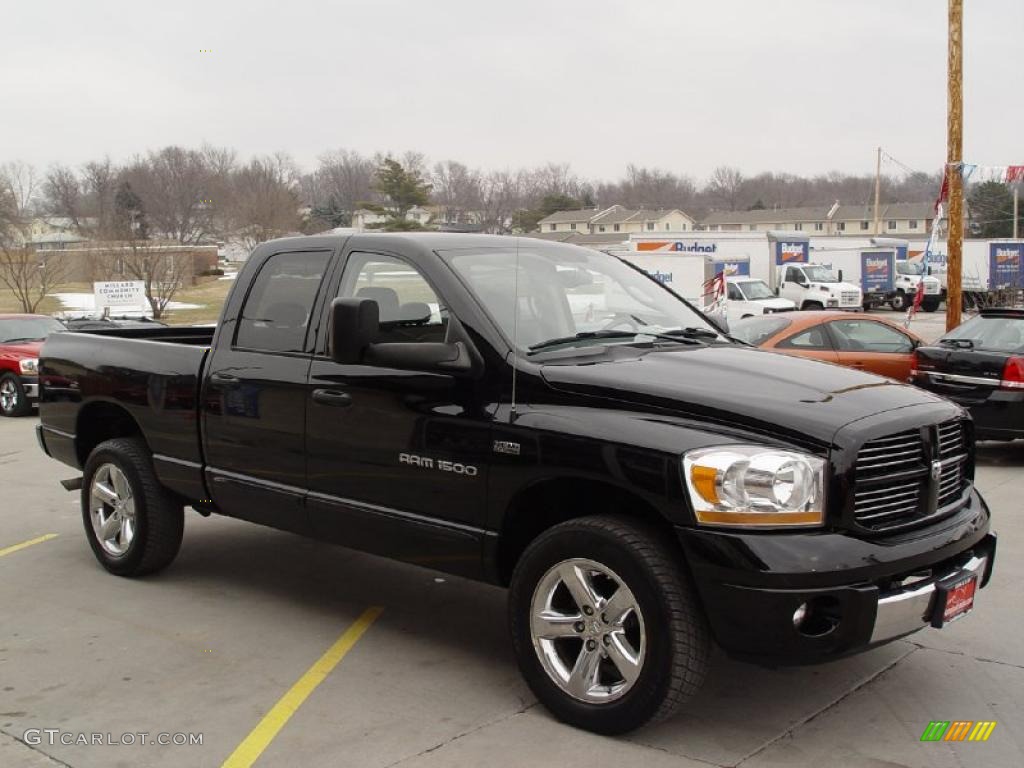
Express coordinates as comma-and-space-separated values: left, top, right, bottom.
19, 375, 39, 401
677, 489, 995, 664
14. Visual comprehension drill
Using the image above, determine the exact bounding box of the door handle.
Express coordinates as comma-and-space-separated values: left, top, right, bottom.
312, 388, 352, 407
210, 372, 240, 385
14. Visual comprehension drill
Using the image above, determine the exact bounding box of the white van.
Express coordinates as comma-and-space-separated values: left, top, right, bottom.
725, 277, 796, 325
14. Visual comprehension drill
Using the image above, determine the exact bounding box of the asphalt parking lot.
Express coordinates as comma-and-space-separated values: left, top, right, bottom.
1, 310, 1021, 768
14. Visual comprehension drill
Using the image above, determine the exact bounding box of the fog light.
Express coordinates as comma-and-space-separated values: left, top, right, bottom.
792, 602, 808, 628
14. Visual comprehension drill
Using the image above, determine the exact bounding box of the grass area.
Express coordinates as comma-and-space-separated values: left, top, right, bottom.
0, 272, 237, 325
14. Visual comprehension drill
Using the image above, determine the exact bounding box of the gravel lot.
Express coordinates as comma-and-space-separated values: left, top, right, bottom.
1, 329, 1020, 768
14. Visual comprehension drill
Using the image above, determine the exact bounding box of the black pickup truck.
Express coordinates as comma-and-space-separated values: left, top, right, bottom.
37, 233, 995, 734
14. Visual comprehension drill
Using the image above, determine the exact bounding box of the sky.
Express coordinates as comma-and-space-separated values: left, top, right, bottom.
1, 0, 1021, 183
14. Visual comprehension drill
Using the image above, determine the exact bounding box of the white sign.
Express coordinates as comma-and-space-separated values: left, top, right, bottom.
93, 280, 146, 309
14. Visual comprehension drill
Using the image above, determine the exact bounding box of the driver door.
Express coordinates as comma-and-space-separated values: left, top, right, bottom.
304, 250, 491, 577
779, 266, 805, 304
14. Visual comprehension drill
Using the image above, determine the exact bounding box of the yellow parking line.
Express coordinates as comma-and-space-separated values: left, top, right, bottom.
221, 606, 384, 768
0, 533, 58, 558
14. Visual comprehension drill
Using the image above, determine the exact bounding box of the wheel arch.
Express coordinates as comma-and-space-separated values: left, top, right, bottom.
494, 476, 679, 586
75, 400, 148, 466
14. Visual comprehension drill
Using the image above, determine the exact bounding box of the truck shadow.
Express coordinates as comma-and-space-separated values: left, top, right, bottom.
975, 440, 1024, 467
158, 515, 913, 763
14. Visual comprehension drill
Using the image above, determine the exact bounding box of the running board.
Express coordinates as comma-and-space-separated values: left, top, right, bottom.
60, 477, 83, 491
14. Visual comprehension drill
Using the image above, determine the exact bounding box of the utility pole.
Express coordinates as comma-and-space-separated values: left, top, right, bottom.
946, 0, 964, 331
1014, 186, 1020, 239
873, 147, 882, 236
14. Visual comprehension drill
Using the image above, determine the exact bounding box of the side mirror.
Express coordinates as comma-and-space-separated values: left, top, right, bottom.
330, 297, 379, 364
837, 269, 844, 282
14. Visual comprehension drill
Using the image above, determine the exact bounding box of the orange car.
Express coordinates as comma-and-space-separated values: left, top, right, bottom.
731, 311, 923, 380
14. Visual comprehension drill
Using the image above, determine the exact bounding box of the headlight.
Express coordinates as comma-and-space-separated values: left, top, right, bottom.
682, 445, 825, 528
19, 358, 38, 374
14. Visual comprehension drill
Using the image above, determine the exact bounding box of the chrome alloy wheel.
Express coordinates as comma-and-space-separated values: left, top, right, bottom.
529, 558, 646, 703
89, 463, 137, 556
0, 378, 18, 413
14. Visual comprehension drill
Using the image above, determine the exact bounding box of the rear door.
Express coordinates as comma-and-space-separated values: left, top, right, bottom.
202, 246, 333, 533
826, 318, 916, 379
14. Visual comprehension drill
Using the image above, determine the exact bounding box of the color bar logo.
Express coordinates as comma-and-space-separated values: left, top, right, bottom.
920, 721, 996, 742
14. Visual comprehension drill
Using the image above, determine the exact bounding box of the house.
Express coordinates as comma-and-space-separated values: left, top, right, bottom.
351, 206, 433, 231
537, 205, 696, 235
700, 203, 943, 237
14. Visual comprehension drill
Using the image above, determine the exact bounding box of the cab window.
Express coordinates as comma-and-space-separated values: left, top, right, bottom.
338, 253, 448, 344
235, 251, 330, 353
727, 283, 744, 301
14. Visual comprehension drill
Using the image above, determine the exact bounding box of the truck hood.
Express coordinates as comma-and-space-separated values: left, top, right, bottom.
751, 298, 796, 310
810, 281, 860, 294
540, 345, 947, 445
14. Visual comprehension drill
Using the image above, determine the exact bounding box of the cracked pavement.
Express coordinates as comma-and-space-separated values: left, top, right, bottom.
1, 398, 1021, 768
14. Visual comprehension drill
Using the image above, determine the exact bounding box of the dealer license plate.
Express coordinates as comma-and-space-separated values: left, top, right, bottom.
931, 571, 978, 628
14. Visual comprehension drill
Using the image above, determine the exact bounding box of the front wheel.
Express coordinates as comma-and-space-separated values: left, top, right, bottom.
890, 291, 907, 311
82, 438, 184, 576
0, 373, 30, 417
801, 301, 824, 311
509, 516, 710, 735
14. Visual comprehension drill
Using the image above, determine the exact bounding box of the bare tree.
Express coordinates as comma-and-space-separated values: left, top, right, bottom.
706, 166, 745, 211
229, 153, 302, 253
432, 161, 482, 223
0, 247, 69, 313
477, 170, 525, 233
311, 149, 376, 226
116, 241, 192, 319
43, 164, 86, 232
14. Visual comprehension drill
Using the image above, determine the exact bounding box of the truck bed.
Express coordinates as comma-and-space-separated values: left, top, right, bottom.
38, 327, 214, 500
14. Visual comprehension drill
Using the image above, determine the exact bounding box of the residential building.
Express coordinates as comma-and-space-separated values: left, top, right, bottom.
700, 202, 943, 238
537, 205, 696, 235
351, 206, 433, 232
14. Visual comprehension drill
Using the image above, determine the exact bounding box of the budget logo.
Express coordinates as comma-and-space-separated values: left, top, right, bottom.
995, 249, 1020, 266
920, 721, 996, 742
865, 258, 888, 274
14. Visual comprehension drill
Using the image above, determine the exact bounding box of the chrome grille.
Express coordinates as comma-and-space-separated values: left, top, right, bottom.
853, 419, 969, 532
841, 291, 860, 304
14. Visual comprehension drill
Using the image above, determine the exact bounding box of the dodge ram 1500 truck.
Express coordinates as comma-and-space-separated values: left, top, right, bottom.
37, 233, 996, 735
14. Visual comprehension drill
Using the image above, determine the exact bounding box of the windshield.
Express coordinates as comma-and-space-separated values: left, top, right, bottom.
0, 317, 65, 343
942, 315, 1024, 353
736, 280, 774, 300
803, 266, 838, 283
442, 242, 724, 352
897, 261, 924, 275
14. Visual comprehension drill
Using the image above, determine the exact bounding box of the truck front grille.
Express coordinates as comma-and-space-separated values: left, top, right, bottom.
852, 420, 969, 532
841, 291, 860, 304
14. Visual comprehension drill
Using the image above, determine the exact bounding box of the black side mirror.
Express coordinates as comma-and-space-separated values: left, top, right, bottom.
330, 297, 379, 364
837, 269, 844, 282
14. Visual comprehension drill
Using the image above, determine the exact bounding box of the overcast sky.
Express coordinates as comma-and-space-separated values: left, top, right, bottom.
2, 0, 1020, 182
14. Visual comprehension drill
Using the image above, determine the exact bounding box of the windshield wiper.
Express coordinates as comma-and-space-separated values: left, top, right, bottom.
939, 338, 974, 349
2, 337, 43, 344
528, 329, 704, 353
659, 327, 722, 340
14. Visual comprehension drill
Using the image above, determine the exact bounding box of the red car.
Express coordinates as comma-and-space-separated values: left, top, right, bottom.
0, 314, 65, 416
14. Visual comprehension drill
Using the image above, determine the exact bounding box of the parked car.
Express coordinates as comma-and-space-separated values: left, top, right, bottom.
37, 234, 995, 735
0, 313, 66, 416
724, 276, 796, 325
61, 316, 167, 331
911, 308, 1024, 440
731, 311, 922, 380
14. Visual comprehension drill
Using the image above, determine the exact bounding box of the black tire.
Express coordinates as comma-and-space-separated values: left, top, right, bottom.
922, 300, 940, 313
0, 373, 31, 417
509, 515, 710, 735
81, 438, 184, 576
802, 301, 824, 311
890, 291, 907, 311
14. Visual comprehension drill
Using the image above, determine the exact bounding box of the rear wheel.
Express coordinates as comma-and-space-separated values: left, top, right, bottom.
82, 438, 184, 576
509, 515, 710, 735
0, 373, 30, 417
922, 299, 940, 313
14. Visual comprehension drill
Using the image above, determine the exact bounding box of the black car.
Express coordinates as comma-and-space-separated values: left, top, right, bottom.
912, 308, 1024, 440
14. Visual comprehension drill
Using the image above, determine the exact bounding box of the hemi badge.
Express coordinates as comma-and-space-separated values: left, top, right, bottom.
493, 440, 521, 456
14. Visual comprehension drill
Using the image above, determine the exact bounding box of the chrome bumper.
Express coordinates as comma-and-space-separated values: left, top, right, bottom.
870, 554, 988, 644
